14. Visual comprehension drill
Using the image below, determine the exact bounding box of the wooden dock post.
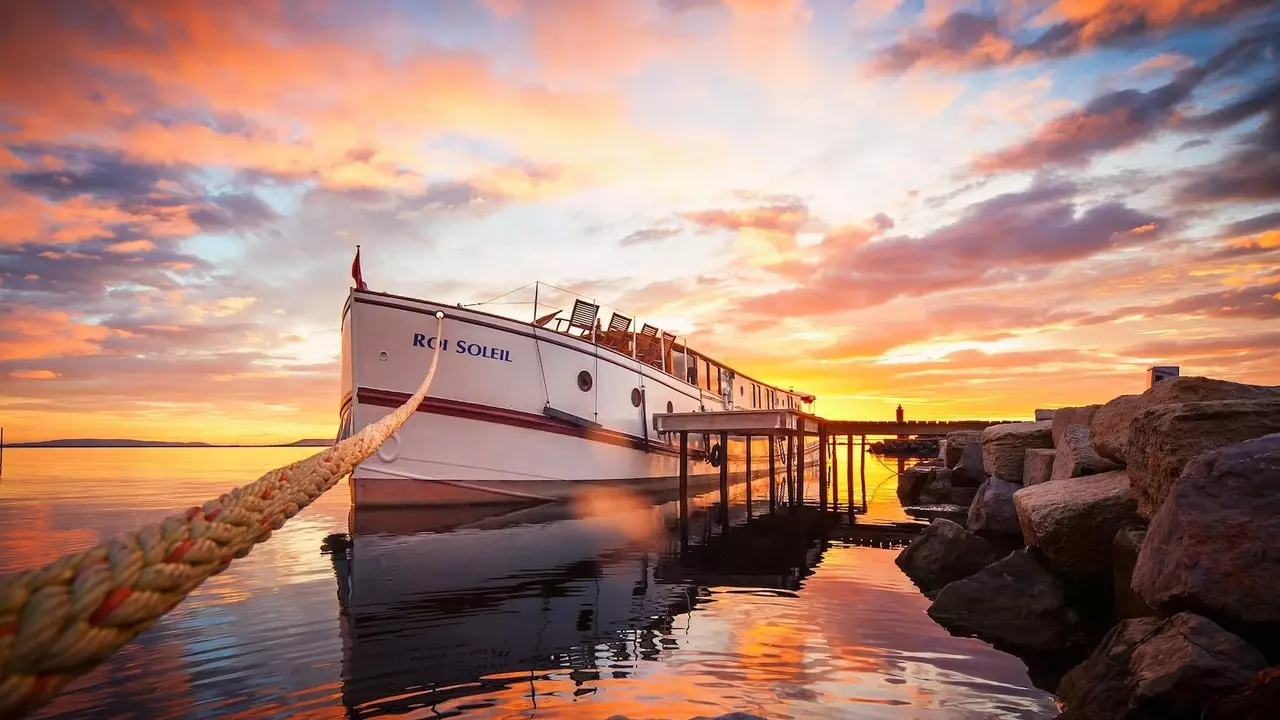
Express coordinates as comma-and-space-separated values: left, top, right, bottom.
768, 436, 777, 512
718, 430, 729, 528
846, 433, 854, 520
818, 424, 828, 511
860, 433, 868, 511
679, 431, 689, 552
796, 431, 805, 506
0, 426, 4, 477
745, 434, 752, 519
831, 433, 839, 509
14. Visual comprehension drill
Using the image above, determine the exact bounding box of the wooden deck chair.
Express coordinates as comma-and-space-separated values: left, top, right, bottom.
534, 310, 559, 327
599, 312, 633, 352
607, 312, 632, 333
566, 299, 599, 336
636, 323, 662, 367
659, 331, 678, 372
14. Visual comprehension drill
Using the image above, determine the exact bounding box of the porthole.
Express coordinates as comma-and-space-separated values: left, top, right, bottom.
631, 388, 642, 407
666, 401, 674, 413
577, 370, 593, 392
379, 351, 389, 361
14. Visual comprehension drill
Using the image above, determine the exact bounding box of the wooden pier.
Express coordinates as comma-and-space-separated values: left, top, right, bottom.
652, 409, 1018, 551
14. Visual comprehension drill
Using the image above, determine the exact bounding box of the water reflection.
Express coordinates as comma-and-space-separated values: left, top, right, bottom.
0, 449, 1057, 719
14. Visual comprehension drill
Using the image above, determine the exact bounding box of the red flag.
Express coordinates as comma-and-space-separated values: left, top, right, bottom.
351, 245, 367, 290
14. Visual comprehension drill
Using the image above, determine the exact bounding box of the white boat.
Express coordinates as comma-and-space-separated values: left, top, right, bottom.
338, 262, 816, 509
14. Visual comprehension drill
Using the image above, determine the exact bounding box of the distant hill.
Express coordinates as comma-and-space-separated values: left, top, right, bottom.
5, 438, 332, 448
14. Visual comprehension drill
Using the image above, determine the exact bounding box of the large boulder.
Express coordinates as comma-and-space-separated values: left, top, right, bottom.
1013, 470, 1140, 578
1090, 377, 1280, 464
1057, 612, 1265, 719
1052, 404, 1101, 449
945, 430, 982, 469
966, 477, 1021, 538
894, 519, 1000, 593
1126, 399, 1280, 518
896, 464, 936, 505
1132, 433, 1280, 628
1035, 408, 1056, 421
927, 549, 1082, 652
981, 420, 1052, 482
1051, 425, 1121, 481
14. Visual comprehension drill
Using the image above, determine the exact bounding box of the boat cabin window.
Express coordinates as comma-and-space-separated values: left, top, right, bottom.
673, 351, 690, 385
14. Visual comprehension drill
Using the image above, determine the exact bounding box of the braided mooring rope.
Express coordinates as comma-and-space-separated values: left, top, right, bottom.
0, 312, 446, 720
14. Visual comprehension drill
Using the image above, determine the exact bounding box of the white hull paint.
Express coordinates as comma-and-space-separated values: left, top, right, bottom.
340, 288, 814, 508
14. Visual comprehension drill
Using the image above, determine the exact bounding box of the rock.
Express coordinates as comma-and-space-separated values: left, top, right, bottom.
1035, 408, 1057, 421
1090, 377, 1280, 465
1113, 527, 1153, 619
1132, 433, 1280, 627
1013, 470, 1140, 578
1126, 399, 1280, 518
945, 430, 981, 468
1056, 612, 1265, 719
981, 420, 1052, 482
1023, 448, 1056, 485
949, 486, 978, 506
966, 477, 1022, 538
1052, 404, 1101, 449
951, 439, 986, 487
1051, 425, 1121, 481
927, 548, 1082, 652
894, 519, 1000, 593
1091, 393, 1143, 464
917, 470, 953, 505
1203, 667, 1280, 720
896, 464, 937, 505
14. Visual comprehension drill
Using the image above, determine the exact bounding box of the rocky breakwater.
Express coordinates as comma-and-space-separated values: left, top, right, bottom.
891, 376, 1280, 718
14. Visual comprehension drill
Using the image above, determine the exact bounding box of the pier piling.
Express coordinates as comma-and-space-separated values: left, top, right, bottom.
860, 434, 868, 512
768, 439, 777, 512
745, 434, 753, 518
718, 431, 729, 528
678, 431, 689, 551
818, 426, 828, 512
846, 434, 854, 520
831, 434, 839, 508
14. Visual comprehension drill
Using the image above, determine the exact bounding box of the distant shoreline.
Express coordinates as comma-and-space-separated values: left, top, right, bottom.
2, 439, 332, 449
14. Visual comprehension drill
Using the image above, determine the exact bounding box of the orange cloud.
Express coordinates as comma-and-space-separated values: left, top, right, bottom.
9, 369, 58, 380
0, 306, 121, 361
106, 239, 158, 254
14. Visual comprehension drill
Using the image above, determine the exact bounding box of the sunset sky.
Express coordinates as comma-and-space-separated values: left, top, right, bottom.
1, 0, 1278, 443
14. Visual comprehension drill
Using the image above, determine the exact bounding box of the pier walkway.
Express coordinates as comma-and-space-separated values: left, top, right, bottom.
652, 409, 1018, 551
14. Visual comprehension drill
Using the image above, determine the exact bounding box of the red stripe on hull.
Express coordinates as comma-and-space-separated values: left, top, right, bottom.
356, 387, 706, 460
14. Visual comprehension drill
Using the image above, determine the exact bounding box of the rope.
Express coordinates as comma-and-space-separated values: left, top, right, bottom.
0, 312, 448, 720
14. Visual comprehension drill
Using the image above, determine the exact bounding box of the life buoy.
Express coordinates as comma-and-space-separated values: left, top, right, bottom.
376, 432, 402, 463
709, 442, 725, 468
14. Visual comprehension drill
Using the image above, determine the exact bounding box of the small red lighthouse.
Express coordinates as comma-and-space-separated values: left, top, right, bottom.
896, 404, 906, 438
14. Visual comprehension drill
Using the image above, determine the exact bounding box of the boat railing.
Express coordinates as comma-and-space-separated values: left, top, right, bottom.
461, 281, 812, 410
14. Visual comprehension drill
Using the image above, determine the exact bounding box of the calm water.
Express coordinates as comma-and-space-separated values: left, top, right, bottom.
0, 448, 1057, 719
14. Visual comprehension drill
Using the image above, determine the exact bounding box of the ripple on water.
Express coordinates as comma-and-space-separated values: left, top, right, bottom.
1, 448, 1059, 719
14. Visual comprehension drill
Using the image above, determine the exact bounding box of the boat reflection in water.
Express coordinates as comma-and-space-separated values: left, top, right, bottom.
326, 479, 800, 717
